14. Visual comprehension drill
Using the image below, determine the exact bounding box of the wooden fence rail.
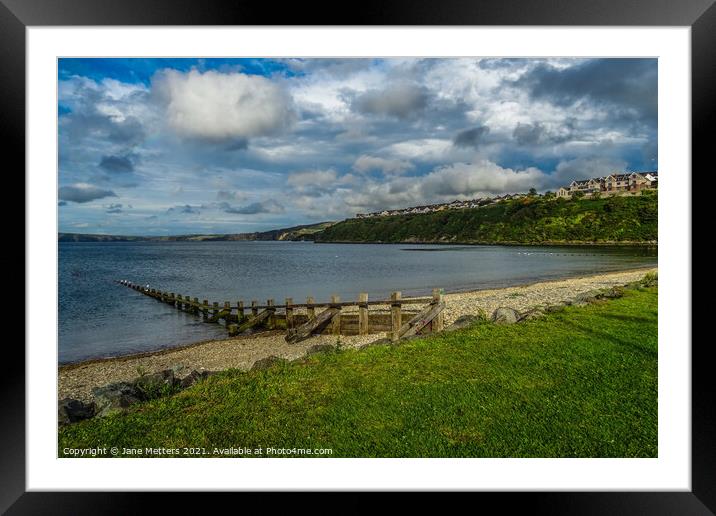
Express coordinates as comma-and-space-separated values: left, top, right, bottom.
115, 279, 445, 344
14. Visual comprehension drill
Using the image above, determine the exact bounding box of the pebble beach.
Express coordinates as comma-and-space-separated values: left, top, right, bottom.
59, 267, 657, 403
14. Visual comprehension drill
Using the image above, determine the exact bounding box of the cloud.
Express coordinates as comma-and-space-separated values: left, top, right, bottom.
58, 201, 67, 206
224, 199, 285, 215
516, 58, 657, 125
167, 204, 201, 215
287, 169, 338, 188
106, 203, 123, 214
512, 122, 545, 145
153, 69, 296, 140
216, 190, 248, 201
99, 154, 135, 173
353, 82, 429, 119
453, 126, 490, 148
419, 160, 544, 197
352, 155, 414, 175
548, 156, 628, 187
59, 183, 117, 203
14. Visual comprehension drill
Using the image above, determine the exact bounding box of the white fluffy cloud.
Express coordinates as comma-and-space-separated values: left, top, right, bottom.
153, 69, 295, 140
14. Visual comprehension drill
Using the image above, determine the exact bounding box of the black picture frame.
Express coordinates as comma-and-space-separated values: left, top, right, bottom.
5, 0, 710, 513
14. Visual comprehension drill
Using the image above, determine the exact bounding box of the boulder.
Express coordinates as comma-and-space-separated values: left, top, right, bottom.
178, 369, 213, 389
306, 343, 336, 356
597, 286, 624, 299
446, 315, 482, 331
571, 292, 599, 305
134, 369, 176, 398
518, 307, 545, 321
491, 307, 520, 325
58, 398, 95, 425
170, 363, 188, 376
250, 355, 288, 371
91, 382, 141, 417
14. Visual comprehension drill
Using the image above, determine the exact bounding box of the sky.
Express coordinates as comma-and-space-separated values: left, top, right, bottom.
58, 57, 657, 235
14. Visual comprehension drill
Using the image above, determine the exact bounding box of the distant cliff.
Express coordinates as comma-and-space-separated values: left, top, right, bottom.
315, 194, 657, 245
59, 221, 336, 243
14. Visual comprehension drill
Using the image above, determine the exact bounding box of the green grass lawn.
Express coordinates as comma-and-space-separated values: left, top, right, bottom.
59, 286, 658, 458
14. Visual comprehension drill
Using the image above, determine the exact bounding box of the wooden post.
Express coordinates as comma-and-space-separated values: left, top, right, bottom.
330, 295, 341, 335
193, 297, 200, 315
237, 300, 245, 322
213, 302, 219, 318
390, 291, 402, 342
251, 300, 258, 318
306, 296, 315, 319
431, 288, 444, 332
358, 293, 369, 335
267, 299, 275, 329
176, 294, 183, 309
224, 301, 231, 322
202, 299, 209, 321
285, 298, 294, 329
185, 295, 192, 311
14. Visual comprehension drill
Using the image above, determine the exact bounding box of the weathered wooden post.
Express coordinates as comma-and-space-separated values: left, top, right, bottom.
202, 299, 209, 321
193, 297, 200, 315
237, 300, 245, 322
358, 293, 369, 335
184, 294, 191, 311
285, 298, 294, 329
251, 300, 258, 318
306, 296, 315, 319
431, 288, 444, 332
330, 295, 341, 335
224, 301, 231, 322
212, 302, 219, 319
390, 291, 402, 342
176, 294, 183, 309
267, 299, 275, 329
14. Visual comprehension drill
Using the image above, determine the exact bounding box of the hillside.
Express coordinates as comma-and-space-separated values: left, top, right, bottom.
315, 194, 657, 245
58, 221, 335, 243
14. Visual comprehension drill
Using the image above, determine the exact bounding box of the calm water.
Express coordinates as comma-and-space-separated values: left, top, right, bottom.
58, 241, 657, 363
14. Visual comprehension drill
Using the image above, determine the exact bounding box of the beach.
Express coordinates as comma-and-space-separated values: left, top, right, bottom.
59, 267, 657, 403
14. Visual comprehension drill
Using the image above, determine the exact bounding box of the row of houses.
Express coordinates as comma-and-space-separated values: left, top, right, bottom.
356, 193, 527, 219
355, 170, 658, 219
556, 171, 658, 198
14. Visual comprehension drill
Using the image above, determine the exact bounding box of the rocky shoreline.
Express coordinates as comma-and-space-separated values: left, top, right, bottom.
58, 267, 657, 412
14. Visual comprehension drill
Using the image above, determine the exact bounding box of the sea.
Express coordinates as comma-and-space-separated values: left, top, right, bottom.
58, 241, 657, 363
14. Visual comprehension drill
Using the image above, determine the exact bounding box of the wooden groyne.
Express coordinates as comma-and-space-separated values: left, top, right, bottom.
116, 280, 445, 343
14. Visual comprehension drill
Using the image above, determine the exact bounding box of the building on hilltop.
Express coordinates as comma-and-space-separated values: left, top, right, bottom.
556, 171, 658, 198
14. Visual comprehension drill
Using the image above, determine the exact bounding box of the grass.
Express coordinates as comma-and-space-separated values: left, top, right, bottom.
59, 286, 657, 458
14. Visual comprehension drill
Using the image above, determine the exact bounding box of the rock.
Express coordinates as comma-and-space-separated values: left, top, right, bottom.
91, 382, 141, 417
250, 355, 288, 371
491, 307, 520, 325
170, 363, 187, 376
597, 286, 625, 299
518, 307, 545, 321
306, 343, 336, 356
134, 369, 176, 399
446, 315, 482, 331
178, 369, 213, 389
572, 292, 598, 305
58, 398, 95, 425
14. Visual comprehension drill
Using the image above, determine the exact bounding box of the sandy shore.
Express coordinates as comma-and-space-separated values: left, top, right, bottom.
59, 267, 657, 403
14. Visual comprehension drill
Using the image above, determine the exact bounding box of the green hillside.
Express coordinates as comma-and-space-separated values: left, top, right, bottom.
315, 193, 657, 245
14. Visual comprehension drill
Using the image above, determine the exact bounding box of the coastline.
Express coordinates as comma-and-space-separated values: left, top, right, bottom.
59, 267, 657, 403
315, 239, 657, 246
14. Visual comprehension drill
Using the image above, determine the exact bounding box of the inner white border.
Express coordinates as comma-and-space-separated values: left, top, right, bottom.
27, 27, 691, 491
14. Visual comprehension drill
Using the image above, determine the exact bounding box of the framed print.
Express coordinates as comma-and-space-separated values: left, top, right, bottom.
5, 0, 712, 513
